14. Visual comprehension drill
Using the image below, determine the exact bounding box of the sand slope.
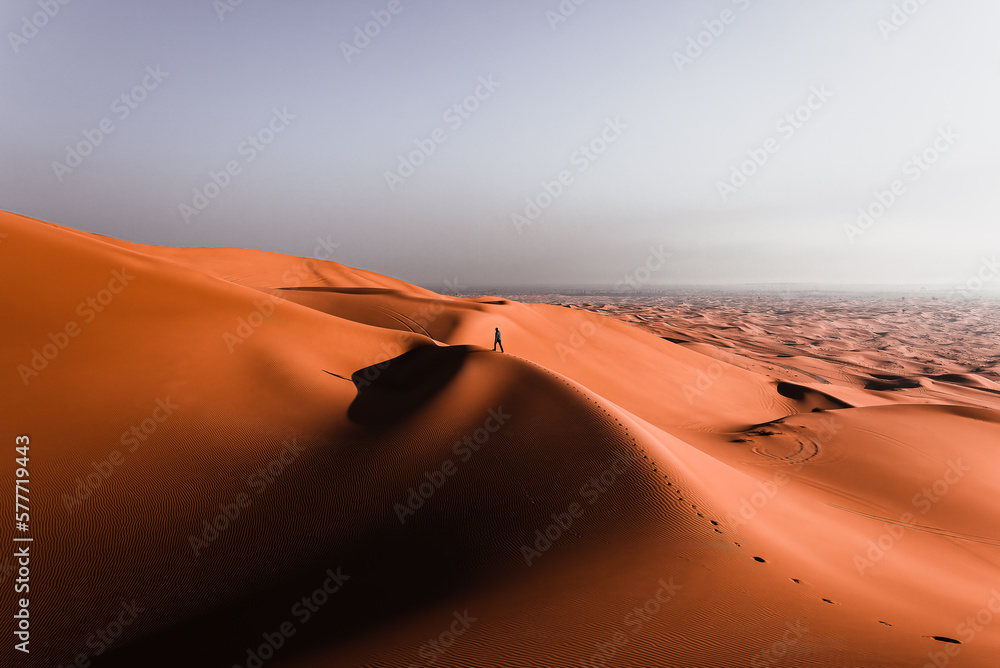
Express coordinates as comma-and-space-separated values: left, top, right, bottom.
3, 212, 999, 667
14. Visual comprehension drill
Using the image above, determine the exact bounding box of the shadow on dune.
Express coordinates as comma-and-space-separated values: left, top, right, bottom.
776, 381, 853, 409
94, 525, 506, 668
863, 374, 922, 391
347, 345, 473, 426
278, 286, 399, 294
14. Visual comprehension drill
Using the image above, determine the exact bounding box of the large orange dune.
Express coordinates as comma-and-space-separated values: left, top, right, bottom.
3, 211, 999, 667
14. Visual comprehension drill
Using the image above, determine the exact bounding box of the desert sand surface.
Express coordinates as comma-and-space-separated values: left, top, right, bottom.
4, 211, 1000, 667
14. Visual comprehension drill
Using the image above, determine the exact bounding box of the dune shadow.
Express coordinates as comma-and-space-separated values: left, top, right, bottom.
863, 374, 922, 391
347, 345, 472, 426
278, 286, 396, 294
776, 381, 853, 409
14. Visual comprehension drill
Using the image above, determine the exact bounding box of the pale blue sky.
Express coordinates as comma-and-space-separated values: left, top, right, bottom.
2, 0, 998, 289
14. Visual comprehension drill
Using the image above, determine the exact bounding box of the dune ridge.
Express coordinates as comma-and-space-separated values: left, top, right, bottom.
3, 212, 999, 667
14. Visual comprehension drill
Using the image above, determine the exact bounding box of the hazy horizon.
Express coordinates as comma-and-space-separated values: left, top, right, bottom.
3, 0, 998, 292
443, 283, 1000, 298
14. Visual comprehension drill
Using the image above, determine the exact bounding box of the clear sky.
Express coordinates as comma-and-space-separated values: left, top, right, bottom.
2, 0, 998, 290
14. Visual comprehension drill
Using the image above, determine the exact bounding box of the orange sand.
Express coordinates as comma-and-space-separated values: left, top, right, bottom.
3, 211, 999, 667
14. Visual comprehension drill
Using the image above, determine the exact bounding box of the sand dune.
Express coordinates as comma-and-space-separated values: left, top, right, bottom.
3, 212, 1000, 667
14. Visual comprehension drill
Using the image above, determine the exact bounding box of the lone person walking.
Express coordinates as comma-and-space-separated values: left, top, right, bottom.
493, 327, 504, 353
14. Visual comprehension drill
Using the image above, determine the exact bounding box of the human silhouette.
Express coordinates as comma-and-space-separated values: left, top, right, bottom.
493, 327, 504, 353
